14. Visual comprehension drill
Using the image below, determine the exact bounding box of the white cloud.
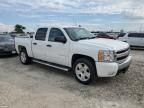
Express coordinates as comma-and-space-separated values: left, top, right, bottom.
1, 0, 144, 17
1, 0, 144, 32
0, 23, 14, 32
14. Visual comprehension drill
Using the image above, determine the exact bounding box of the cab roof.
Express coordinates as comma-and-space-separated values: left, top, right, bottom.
37, 26, 82, 29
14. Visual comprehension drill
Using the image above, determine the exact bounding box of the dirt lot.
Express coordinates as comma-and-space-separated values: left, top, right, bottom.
0, 50, 144, 108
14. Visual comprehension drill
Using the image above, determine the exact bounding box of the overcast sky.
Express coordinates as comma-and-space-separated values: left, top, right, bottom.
0, 0, 144, 32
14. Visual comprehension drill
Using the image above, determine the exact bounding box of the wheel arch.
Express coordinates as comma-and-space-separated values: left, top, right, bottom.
72, 54, 97, 84
18, 45, 27, 53
71, 54, 97, 75
72, 54, 95, 65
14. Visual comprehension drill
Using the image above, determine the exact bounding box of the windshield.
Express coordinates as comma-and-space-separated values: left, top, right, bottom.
118, 33, 126, 37
0, 35, 14, 42
64, 28, 95, 41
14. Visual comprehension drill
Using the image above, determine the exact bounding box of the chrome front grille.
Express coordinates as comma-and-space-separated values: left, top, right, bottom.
116, 47, 130, 64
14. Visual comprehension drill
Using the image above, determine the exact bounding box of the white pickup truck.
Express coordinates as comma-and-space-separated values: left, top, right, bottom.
15, 26, 132, 84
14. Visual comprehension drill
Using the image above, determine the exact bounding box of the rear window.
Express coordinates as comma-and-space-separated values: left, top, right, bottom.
128, 33, 144, 38
118, 33, 126, 37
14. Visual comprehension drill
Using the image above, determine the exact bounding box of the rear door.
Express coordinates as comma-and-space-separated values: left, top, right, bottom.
32, 28, 48, 60
128, 33, 143, 47
45, 27, 69, 66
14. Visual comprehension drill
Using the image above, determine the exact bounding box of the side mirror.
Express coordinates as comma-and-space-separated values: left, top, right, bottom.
55, 36, 67, 43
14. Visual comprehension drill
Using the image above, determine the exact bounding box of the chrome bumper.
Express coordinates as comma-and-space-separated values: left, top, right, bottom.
118, 56, 132, 71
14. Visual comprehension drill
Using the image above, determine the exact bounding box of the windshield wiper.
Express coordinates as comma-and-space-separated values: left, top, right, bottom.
75, 36, 96, 41
79, 37, 90, 40
88, 36, 96, 39
74, 37, 89, 41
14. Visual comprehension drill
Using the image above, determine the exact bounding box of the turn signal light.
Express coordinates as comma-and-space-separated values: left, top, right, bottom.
98, 50, 104, 62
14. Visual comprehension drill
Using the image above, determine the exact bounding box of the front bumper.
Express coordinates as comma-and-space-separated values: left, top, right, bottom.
0, 49, 16, 55
96, 56, 132, 77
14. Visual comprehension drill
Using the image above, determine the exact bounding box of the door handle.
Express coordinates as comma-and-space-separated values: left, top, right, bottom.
46, 44, 52, 47
33, 43, 37, 45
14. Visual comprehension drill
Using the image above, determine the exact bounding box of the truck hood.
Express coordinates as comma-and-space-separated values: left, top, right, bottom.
79, 38, 129, 51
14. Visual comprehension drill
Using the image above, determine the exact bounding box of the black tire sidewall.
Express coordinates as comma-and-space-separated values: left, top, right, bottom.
19, 49, 31, 65
73, 58, 96, 85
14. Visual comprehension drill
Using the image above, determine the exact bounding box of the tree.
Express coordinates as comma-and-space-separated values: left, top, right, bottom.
14, 24, 26, 33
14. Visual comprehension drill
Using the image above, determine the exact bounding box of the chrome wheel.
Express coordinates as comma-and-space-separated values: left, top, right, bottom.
75, 63, 90, 82
20, 52, 26, 63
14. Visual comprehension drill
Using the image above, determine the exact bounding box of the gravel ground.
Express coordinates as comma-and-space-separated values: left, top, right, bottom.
0, 50, 144, 108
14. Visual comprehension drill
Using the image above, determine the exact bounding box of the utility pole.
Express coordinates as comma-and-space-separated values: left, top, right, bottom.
73, 14, 78, 26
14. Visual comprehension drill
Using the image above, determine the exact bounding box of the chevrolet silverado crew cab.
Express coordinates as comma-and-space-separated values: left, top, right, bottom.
15, 26, 132, 84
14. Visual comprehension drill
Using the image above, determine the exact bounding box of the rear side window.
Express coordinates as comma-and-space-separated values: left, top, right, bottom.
48, 28, 65, 42
118, 33, 126, 37
128, 33, 144, 38
35, 28, 48, 41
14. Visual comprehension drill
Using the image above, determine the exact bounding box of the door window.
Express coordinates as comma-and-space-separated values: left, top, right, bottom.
35, 28, 48, 41
139, 33, 144, 38
128, 33, 144, 38
48, 28, 65, 42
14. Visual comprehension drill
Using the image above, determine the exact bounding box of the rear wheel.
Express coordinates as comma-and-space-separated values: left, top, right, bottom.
73, 58, 96, 84
19, 49, 31, 65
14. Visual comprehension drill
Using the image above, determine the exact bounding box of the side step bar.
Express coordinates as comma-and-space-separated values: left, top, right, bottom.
32, 59, 70, 71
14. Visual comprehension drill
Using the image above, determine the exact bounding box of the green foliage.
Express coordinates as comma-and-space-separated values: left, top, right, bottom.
14, 24, 26, 33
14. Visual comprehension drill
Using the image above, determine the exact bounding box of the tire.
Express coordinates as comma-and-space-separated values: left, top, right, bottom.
122, 66, 129, 73
72, 58, 96, 85
19, 49, 31, 65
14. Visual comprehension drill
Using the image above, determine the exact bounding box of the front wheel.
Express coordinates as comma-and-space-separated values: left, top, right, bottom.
19, 49, 31, 65
73, 58, 96, 85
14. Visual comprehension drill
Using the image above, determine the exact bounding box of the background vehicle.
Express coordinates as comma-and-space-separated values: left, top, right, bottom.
96, 32, 116, 39
0, 34, 16, 55
118, 33, 144, 47
15, 27, 132, 84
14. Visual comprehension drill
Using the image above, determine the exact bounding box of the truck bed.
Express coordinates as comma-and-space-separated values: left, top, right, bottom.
15, 36, 33, 57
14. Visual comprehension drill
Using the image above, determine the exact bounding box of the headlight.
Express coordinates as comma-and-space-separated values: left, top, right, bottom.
98, 50, 116, 62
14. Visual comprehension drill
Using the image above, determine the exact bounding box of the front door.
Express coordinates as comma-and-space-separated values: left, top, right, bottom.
45, 28, 69, 66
